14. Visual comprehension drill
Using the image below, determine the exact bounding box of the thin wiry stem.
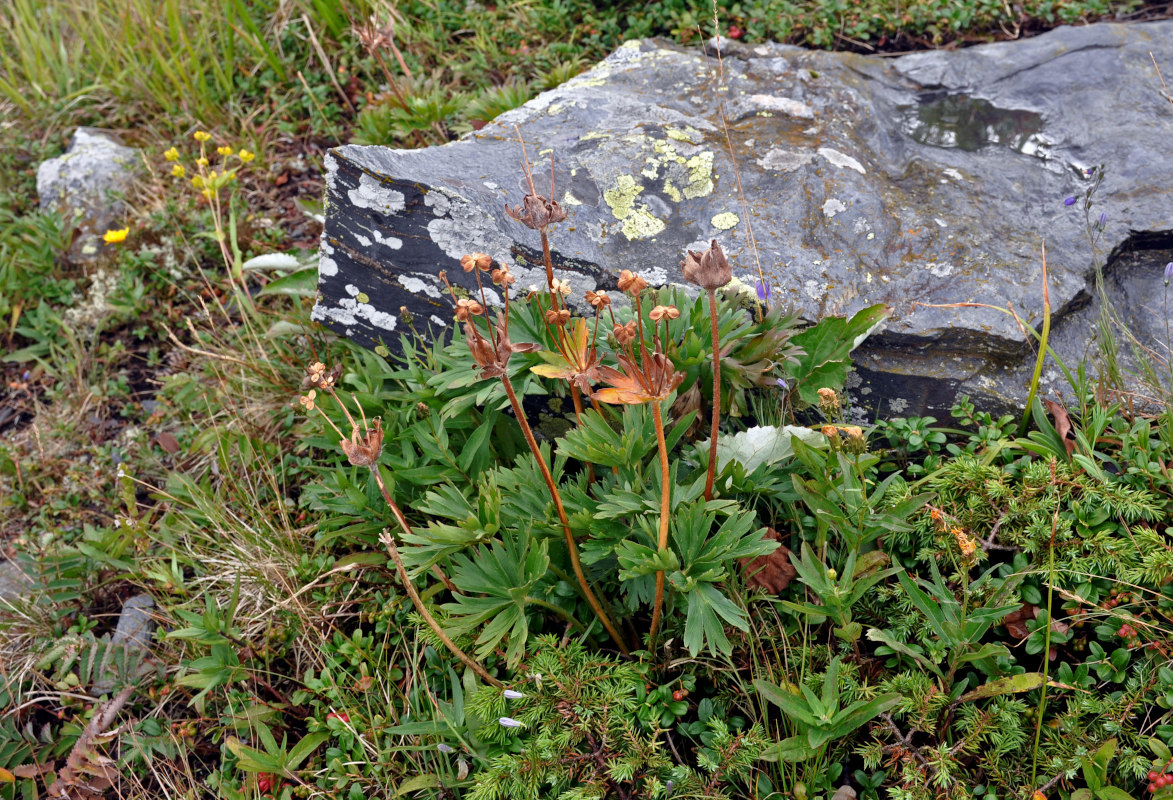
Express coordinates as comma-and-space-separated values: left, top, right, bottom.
500, 373, 630, 655
703, 288, 721, 501
370, 467, 502, 688
648, 401, 672, 645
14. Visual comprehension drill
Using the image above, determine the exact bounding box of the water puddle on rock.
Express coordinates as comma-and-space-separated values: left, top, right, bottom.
900, 92, 1050, 157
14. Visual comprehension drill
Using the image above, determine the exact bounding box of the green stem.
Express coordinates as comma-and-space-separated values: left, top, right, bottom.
526, 597, 584, 630
648, 401, 672, 646
1030, 492, 1059, 788
1020, 243, 1051, 436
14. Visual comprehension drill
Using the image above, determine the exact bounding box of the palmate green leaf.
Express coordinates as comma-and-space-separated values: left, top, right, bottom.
683, 583, 748, 656
786, 304, 889, 404
442, 535, 550, 666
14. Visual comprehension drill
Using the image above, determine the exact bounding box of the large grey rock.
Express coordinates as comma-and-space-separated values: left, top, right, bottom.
37, 128, 141, 263
314, 22, 1173, 417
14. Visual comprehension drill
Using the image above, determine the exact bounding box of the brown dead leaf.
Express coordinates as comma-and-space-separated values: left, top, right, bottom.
1002, 604, 1070, 641
153, 431, 181, 455
1044, 399, 1076, 456
740, 529, 796, 594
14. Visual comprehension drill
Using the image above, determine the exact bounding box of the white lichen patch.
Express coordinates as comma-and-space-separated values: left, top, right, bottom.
314, 295, 397, 331
749, 94, 814, 119
818, 147, 866, 175
711, 212, 740, 230
943, 168, 964, 181
803, 279, 825, 300
426, 188, 513, 262
348, 173, 406, 214
935, 218, 948, 228
637, 266, 668, 286
429, 314, 448, 328
398, 274, 442, 299
928, 262, 955, 277
373, 229, 402, 249
822, 198, 847, 218
888, 397, 909, 414
319, 255, 338, 276
757, 148, 815, 173
63, 266, 120, 334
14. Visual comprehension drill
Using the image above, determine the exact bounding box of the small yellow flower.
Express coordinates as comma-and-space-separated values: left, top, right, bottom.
171, 164, 185, 178
238, 149, 255, 163
102, 228, 129, 244
193, 131, 211, 142
191, 176, 205, 189
208, 170, 218, 180
201, 188, 214, 199
195, 157, 209, 167
163, 147, 180, 162
216, 146, 233, 157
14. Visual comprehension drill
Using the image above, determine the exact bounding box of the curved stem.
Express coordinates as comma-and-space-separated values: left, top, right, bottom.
569, 384, 596, 485
526, 597, 585, 630
369, 467, 502, 688
648, 401, 672, 645
500, 373, 630, 655
703, 288, 721, 502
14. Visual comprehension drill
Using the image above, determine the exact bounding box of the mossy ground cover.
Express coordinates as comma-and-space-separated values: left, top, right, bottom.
2, 2, 1173, 799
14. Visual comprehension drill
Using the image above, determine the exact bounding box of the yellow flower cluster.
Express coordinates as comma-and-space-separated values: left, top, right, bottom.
161, 132, 258, 202
103, 227, 129, 244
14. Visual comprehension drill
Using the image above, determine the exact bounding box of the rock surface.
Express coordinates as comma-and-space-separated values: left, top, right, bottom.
37, 128, 141, 264
315, 22, 1173, 417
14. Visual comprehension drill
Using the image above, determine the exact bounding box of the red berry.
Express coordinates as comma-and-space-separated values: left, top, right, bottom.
327, 711, 349, 724
1150, 771, 1159, 782
258, 776, 273, 793
727, 24, 744, 39
681, 689, 690, 698
1149, 783, 1157, 793
673, 690, 685, 702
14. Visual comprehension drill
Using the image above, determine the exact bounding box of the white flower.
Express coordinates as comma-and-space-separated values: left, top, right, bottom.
498, 717, 524, 729
503, 690, 525, 700
437, 743, 455, 753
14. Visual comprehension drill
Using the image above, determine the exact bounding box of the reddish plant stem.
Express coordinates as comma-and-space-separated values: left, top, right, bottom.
647, 401, 672, 645
370, 467, 503, 687
569, 384, 596, 485
500, 374, 630, 655
703, 288, 721, 501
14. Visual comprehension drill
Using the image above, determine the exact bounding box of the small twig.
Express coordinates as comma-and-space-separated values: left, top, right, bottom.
302, 14, 355, 113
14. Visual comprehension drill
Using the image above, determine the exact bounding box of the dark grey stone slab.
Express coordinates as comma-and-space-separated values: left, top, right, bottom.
314, 22, 1173, 417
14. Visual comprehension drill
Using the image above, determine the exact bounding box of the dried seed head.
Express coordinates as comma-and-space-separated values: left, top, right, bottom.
617, 270, 648, 297
585, 290, 611, 309
490, 266, 515, 287
648, 305, 680, 321
505, 192, 567, 232
841, 426, 867, 455
544, 308, 572, 326
817, 387, 840, 415
821, 425, 842, 450
340, 418, 384, 467
550, 278, 572, 296
681, 239, 732, 291
613, 320, 638, 345
461, 252, 493, 273
454, 298, 485, 321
